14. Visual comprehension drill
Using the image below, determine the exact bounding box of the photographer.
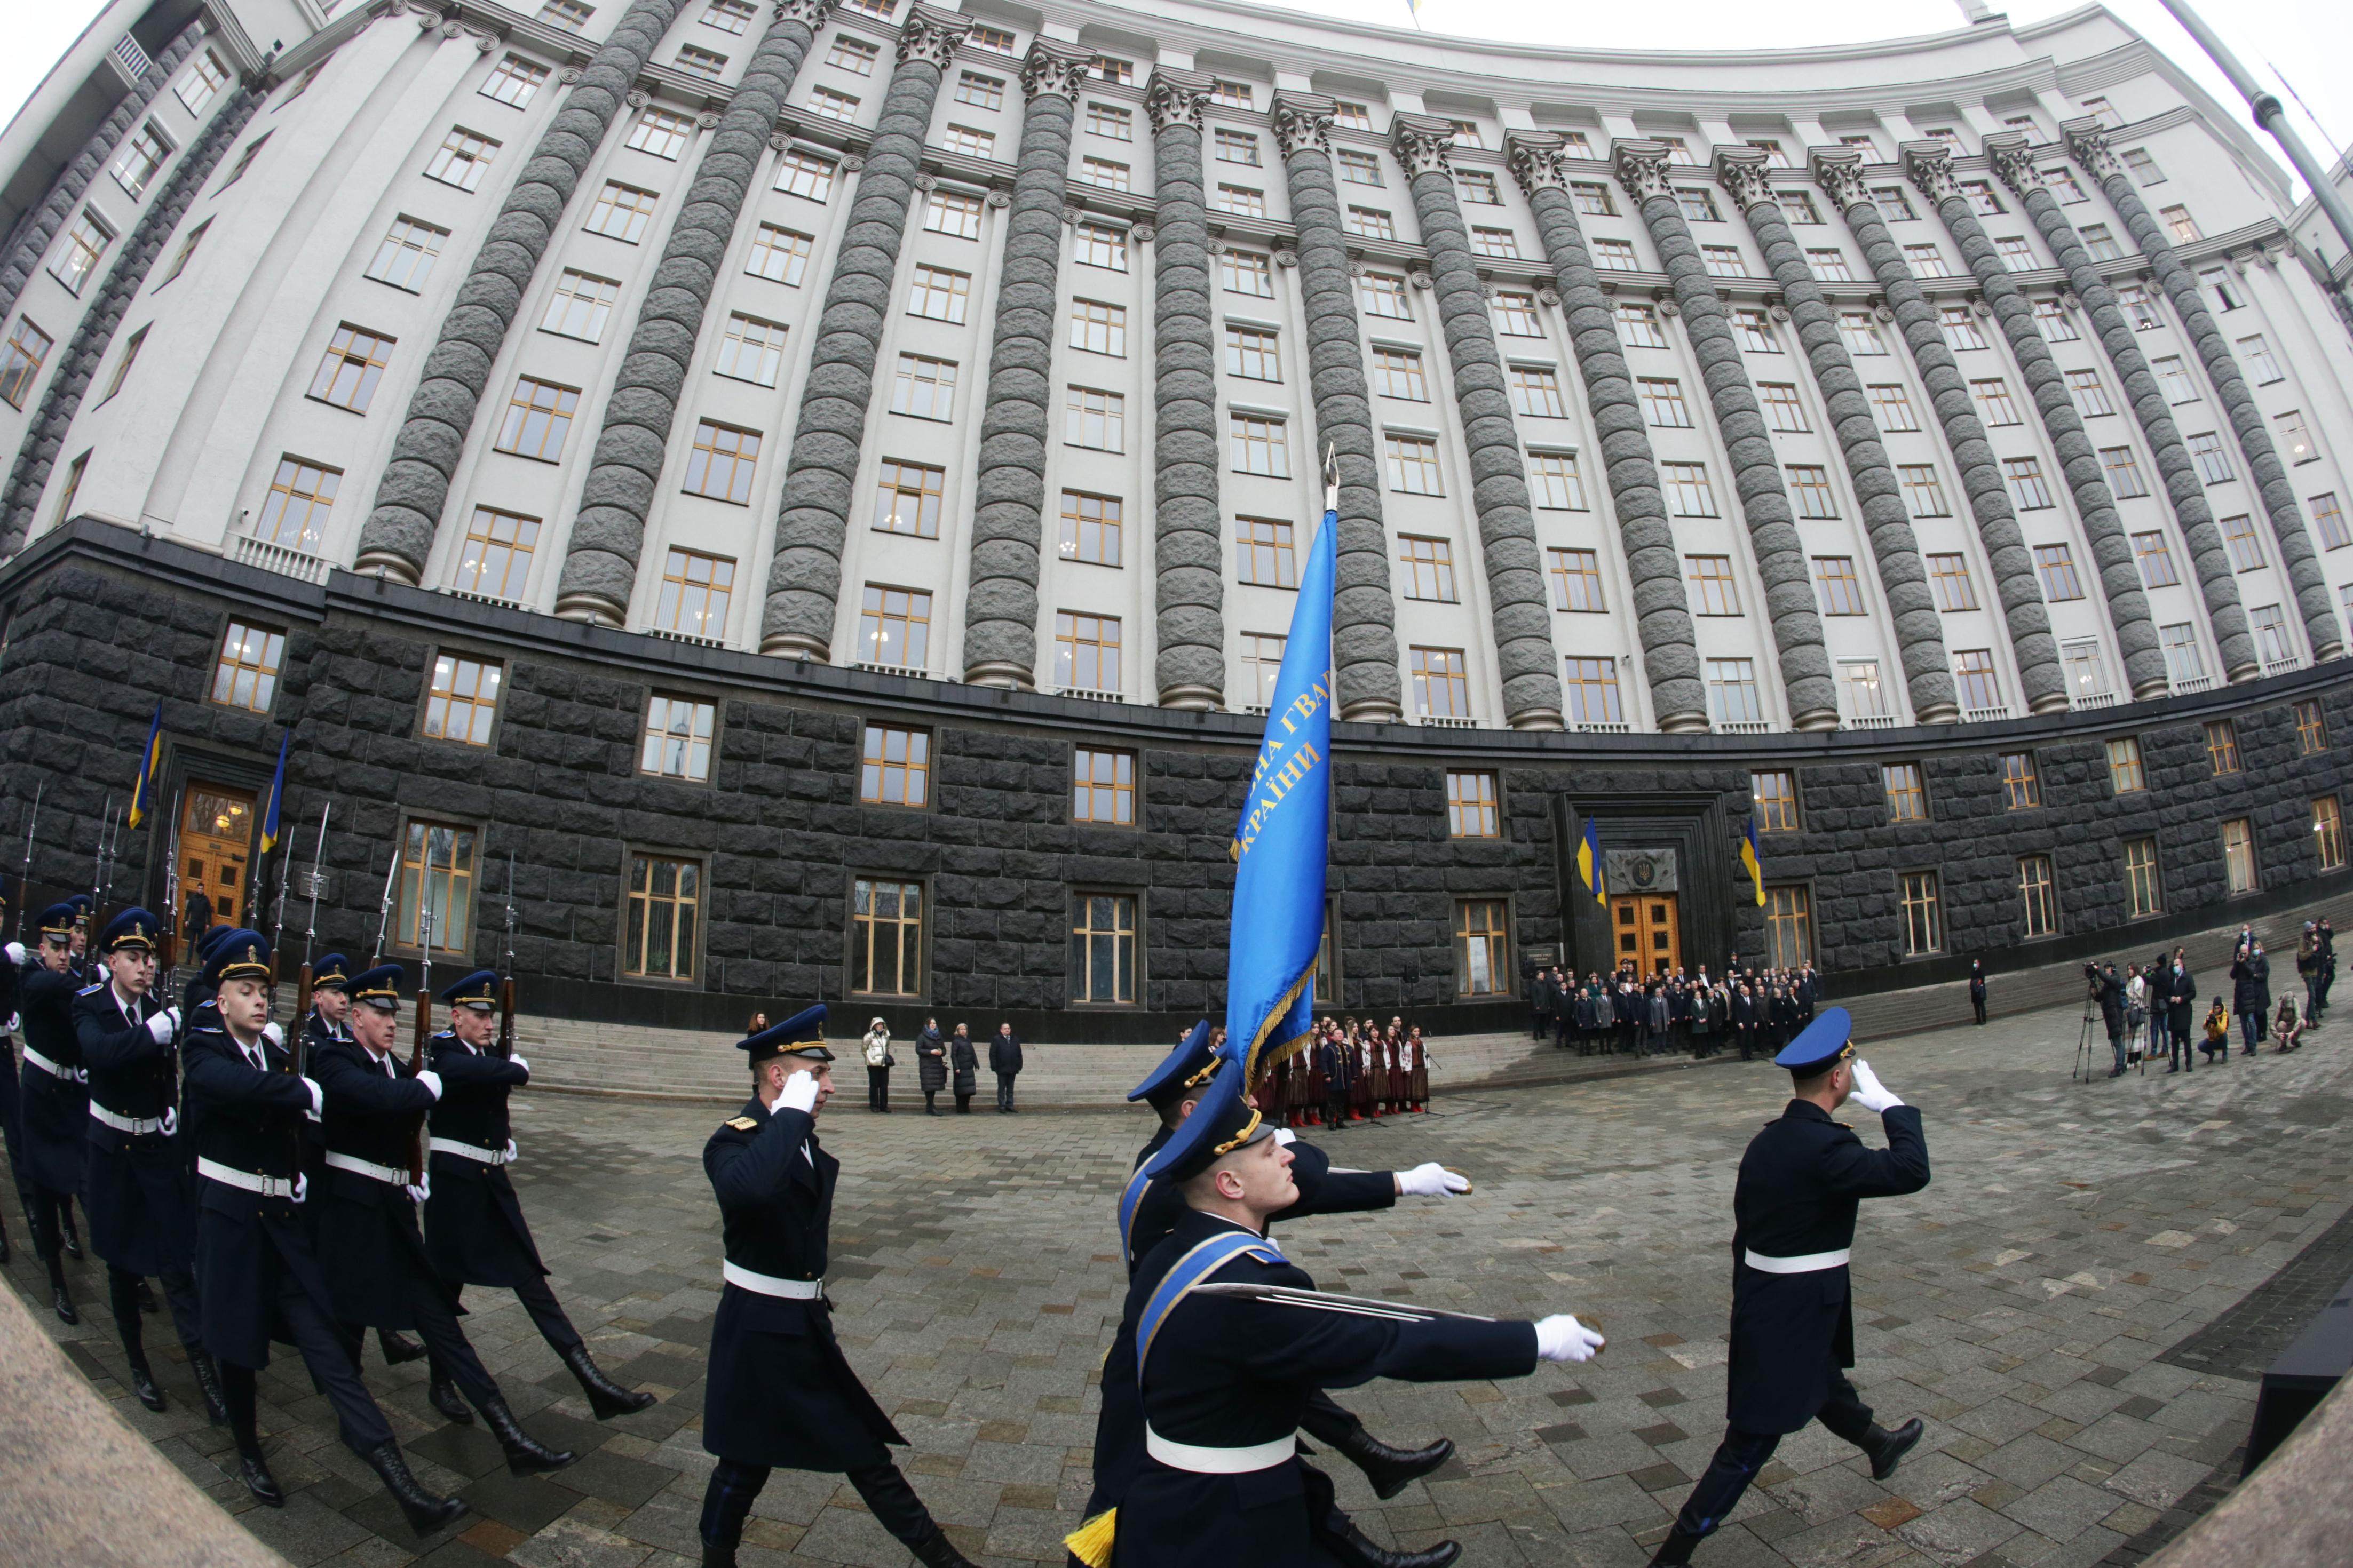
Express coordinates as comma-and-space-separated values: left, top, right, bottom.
2230, 940, 2271, 1058
2087, 962, 2127, 1078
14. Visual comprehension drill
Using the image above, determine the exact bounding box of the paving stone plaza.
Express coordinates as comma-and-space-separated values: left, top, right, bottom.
7, 996, 2348, 1568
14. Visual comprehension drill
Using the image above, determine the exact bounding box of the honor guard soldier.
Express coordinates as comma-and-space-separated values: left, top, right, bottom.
19, 901, 92, 1317
68, 894, 94, 977
302, 953, 353, 1049
72, 907, 226, 1420
2, 899, 26, 1263
1649, 1009, 1930, 1566
1078, 1024, 1467, 1568
179, 930, 466, 1530
1089, 1068, 1603, 1568
310, 962, 578, 1476
698, 1006, 978, 1568
420, 969, 653, 1423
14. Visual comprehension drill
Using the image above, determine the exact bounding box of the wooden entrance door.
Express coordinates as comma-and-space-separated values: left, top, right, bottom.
176, 783, 257, 934
1610, 893, 1681, 976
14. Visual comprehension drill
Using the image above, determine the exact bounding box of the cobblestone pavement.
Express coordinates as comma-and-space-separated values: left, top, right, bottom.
10, 1002, 2352, 1568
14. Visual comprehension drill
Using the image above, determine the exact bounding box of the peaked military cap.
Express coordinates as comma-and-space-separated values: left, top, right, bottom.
97, 907, 161, 952
439, 968, 501, 1010
347, 962, 406, 1009
311, 951, 352, 990
1143, 1063, 1274, 1185
1774, 1006, 1856, 1076
1128, 1019, 1221, 1109
37, 901, 79, 939
196, 924, 235, 961
739, 1004, 831, 1066
69, 893, 93, 923
201, 929, 274, 988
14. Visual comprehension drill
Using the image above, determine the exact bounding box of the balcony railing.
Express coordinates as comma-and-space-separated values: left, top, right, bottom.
1572, 720, 1632, 734
2263, 656, 2304, 677
855, 660, 926, 680
1418, 714, 1479, 729
2071, 690, 2120, 710
109, 34, 153, 81
1962, 705, 2013, 723
1716, 719, 1772, 735
1847, 713, 1899, 730
444, 587, 522, 610
228, 530, 331, 585
2172, 674, 2215, 695
639, 625, 726, 650
1052, 687, 1128, 703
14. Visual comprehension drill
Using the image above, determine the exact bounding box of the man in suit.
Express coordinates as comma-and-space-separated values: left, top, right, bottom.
989, 1021, 1023, 1112
2164, 950, 2198, 1074
1649, 1009, 1929, 1565
698, 1006, 976, 1568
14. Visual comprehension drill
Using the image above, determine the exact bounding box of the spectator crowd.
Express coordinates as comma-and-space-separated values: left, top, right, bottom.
1527, 959, 1823, 1063
2070, 916, 2335, 1078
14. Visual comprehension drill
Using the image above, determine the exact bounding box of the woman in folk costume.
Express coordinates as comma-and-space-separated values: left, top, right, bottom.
1409, 1026, 1431, 1109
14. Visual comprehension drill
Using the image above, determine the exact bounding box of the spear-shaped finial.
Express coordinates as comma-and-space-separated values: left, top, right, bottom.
1322, 443, 1339, 515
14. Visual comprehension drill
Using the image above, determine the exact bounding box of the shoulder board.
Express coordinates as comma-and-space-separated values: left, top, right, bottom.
76, 982, 105, 995
725, 1116, 758, 1131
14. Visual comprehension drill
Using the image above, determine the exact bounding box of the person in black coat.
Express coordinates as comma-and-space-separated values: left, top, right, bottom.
17, 902, 90, 1320
2089, 962, 2127, 1076
1731, 983, 1758, 1062
2230, 941, 2270, 1057
2162, 950, 2197, 1073
914, 1017, 948, 1114
1529, 967, 1556, 1041
698, 1007, 978, 1568
1650, 1011, 1928, 1566
948, 1022, 978, 1112
313, 964, 576, 1476
988, 1021, 1023, 1112
179, 930, 464, 1531
1968, 960, 1987, 1025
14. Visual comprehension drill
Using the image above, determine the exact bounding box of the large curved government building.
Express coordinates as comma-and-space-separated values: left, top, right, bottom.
2, 0, 2348, 1038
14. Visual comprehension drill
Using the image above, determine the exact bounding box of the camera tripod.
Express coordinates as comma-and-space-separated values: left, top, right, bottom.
2073, 990, 2103, 1083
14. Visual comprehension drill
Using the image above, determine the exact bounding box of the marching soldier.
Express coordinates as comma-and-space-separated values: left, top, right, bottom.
18, 901, 91, 1318
2, 895, 26, 1263
1097, 1067, 1603, 1567
419, 968, 653, 1423
300, 953, 352, 1050
72, 906, 226, 1421
698, 1006, 976, 1568
310, 961, 577, 1476
1648, 1008, 1929, 1566
179, 929, 465, 1530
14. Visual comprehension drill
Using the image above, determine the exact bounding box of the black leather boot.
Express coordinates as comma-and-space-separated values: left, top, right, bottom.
189, 1350, 229, 1427
427, 1372, 473, 1425
1322, 1517, 1461, 1568
1647, 1526, 1702, 1566
52, 1284, 78, 1325
61, 1213, 82, 1260
1332, 1426, 1454, 1501
562, 1344, 656, 1420
910, 1527, 980, 1568
128, 1359, 167, 1413
378, 1329, 427, 1365
479, 1395, 579, 1475
0, 1220, 11, 1264
359, 1439, 466, 1534
1861, 1418, 1923, 1481
700, 1545, 735, 1568
236, 1447, 284, 1508
136, 1277, 158, 1314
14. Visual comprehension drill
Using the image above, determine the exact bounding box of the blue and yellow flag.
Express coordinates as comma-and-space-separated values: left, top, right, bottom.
1575, 817, 1604, 904
259, 731, 288, 855
1740, 816, 1765, 907
1222, 503, 1337, 1087
125, 703, 163, 829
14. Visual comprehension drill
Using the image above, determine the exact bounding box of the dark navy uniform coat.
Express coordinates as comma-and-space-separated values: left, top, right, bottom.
1727, 1100, 1929, 1434
181, 1022, 335, 1368
702, 1095, 904, 1471
74, 981, 196, 1276
0, 956, 26, 1176
423, 1029, 544, 1288
16, 961, 89, 1193
311, 1035, 452, 1328
295, 1012, 344, 1196
1115, 1209, 1537, 1568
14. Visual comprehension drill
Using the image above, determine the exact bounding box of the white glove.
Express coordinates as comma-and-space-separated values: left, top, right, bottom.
263, 1022, 283, 1047
1274, 1128, 1297, 1146
300, 1076, 323, 1121
503, 1139, 518, 1163
1849, 1059, 1903, 1115
291, 1173, 307, 1204
159, 1105, 178, 1138
509, 1055, 529, 1079
779, 1068, 821, 1114
1534, 1315, 1606, 1363
145, 1008, 180, 1044
1395, 1161, 1471, 1198
414, 1069, 443, 1101
405, 1179, 430, 1204
5, 941, 25, 965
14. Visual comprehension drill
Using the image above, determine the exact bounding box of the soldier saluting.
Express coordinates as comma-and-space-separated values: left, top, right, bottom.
698, 1006, 977, 1568
1649, 1008, 1930, 1566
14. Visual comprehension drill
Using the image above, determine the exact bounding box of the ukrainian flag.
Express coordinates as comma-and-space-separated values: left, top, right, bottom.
1575, 817, 1604, 904
125, 703, 163, 829
259, 731, 288, 855
1740, 816, 1765, 907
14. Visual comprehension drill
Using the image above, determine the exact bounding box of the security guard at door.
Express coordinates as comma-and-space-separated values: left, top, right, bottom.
1649, 1008, 1930, 1565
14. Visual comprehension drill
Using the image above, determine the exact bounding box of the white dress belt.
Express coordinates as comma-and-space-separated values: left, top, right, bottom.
1145, 1426, 1298, 1474
723, 1261, 824, 1299
429, 1136, 513, 1166
1743, 1247, 1851, 1275
197, 1158, 302, 1200
326, 1151, 410, 1186
90, 1103, 167, 1136
22, 1046, 84, 1082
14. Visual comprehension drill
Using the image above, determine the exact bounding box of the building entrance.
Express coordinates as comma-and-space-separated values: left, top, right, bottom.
175, 782, 257, 936
1610, 893, 1681, 976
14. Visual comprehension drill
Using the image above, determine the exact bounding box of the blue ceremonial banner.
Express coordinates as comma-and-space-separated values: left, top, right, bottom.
1222, 500, 1337, 1086
259, 731, 288, 855
125, 703, 163, 830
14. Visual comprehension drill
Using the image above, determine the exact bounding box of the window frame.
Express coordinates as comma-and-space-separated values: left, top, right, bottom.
846, 872, 928, 1000
418, 647, 507, 750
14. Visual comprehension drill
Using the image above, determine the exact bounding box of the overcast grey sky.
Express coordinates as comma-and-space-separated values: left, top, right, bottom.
5, 0, 2347, 198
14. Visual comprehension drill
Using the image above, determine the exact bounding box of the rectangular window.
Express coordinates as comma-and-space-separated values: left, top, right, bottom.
1334, 101, 1374, 131
1398, 536, 1457, 603
942, 123, 995, 159
255, 456, 341, 551
2124, 837, 2163, 918
1337, 149, 1382, 186
2222, 818, 2258, 895
366, 216, 447, 292
1663, 461, 1717, 516
1902, 243, 1950, 277
482, 53, 549, 108
715, 312, 788, 387
2274, 410, 2317, 466
2062, 640, 2110, 707
682, 420, 759, 504
1065, 385, 1124, 451
1995, 236, 2035, 268
1592, 238, 1640, 270
2132, 530, 2180, 587
584, 181, 659, 243
452, 506, 538, 600
52, 450, 85, 527
1072, 220, 1126, 271
1765, 886, 1813, 969
1900, 870, 1943, 956
1702, 246, 1746, 278
2150, 355, 2198, 405
873, 460, 944, 537
2004, 457, 2053, 511
1070, 893, 1138, 1004
2100, 445, 2150, 498
306, 323, 393, 414
1453, 900, 1509, 997
1457, 170, 1501, 205
1073, 749, 1136, 827
1732, 308, 1778, 353
1777, 192, 1818, 226
2186, 431, 2235, 484
770, 147, 835, 202
1235, 518, 1295, 588
1840, 659, 1887, 720
210, 620, 286, 712
805, 86, 858, 122
496, 376, 579, 461
1897, 464, 1950, 518
654, 547, 735, 638
1053, 612, 1121, 694
1969, 378, 2021, 427
1954, 649, 2001, 711
1227, 412, 1288, 476
921, 190, 986, 240
52, 210, 111, 295
1618, 303, 1668, 349
1527, 451, 1588, 512
541, 0, 594, 29
1884, 761, 1927, 822
1079, 156, 1129, 192
1759, 382, 1809, 433
2108, 736, 2146, 793
906, 261, 970, 322
1224, 325, 1280, 381
112, 123, 171, 197
1057, 489, 1121, 567
215, 133, 272, 193
1867, 383, 1918, 431
97, 324, 145, 405
1962, 181, 2002, 217
2120, 147, 2165, 186
1354, 272, 1412, 319
1447, 771, 1499, 839
2295, 698, 2328, 754
1385, 433, 1443, 495
2316, 798, 2346, 871
1223, 251, 1274, 298
1638, 377, 1691, 428
2238, 334, 2284, 385
741, 224, 812, 288
1241, 632, 1286, 707
1753, 770, 1799, 832
1839, 312, 1888, 356
1214, 128, 1260, 166
1807, 249, 1854, 282
1563, 657, 1622, 725
1342, 205, 1390, 238
2250, 604, 2293, 666
860, 723, 931, 808
1508, 365, 1566, 419
395, 820, 476, 954
1086, 101, 1131, 138
1548, 547, 1604, 611
702, 0, 756, 29
2001, 751, 2040, 810
2018, 855, 2058, 938
888, 352, 957, 420
628, 107, 695, 160
1211, 78, 1253, 108
955, 70, 1005, 110
1868, 183, 1914, 219
1813, 556, 1865, 615
2120, 282, 2167, 328
1472, 227, 1522, 260
1447, 119, 1483, 148
2161, 621, 2205, 685
1927, 553, 1977, 611
1490, 292, 1542, 336
2205, 718, 2241, 775
1685, 554, 1740, 616
2034, 543, 2083, 601
423, 653, 502, 746
1, 319, 54, 410
2220, 512, 2265, 572
541, 268, 620, 341
2322, 492, 2353, 550
176, 49, 230, 115
1571, 181, 1615, 217
849, 878, 923, 996
425, 128, 498, 192
1787, 465, 1838, 519
620, 855, 702, 983
1071, 299, 1127, 355
1373, 347, 1426, 401
1938, 305, 1989, 351
2081, 222, 2124, 262
2043, 165, 2087, 203
826, 33, 878, 72
1410, 647, 1469, 719
855, 584, 931, 670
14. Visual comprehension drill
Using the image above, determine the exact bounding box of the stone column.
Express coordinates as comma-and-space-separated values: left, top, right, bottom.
1613, 140, 1837, 731
354, 0, 692, 584
1813, 150, 2067, 714
1506, 132, 1707, 733
1976, 134, 2259, 683
1905, 142, 2169, 699
1389, 115, 1562, 730
2059, 123, 2343, 663
554, 0, 831, 626
957, 38, 1088, 687
1271, 90, 1401, 723
1144, 68, 1222, 709
751, 4, 969, 656
1715, 148, 1959, 724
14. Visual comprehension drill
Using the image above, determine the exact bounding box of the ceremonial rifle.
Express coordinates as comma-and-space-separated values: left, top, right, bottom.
293, 803, 328, 1074
88, 793, 113, 930
407, 908, 434, 1185
158, 794, 184, 990
497, 851, 517, 1060
1189, 1283, 1604, 1348
13, 778, 39, 940
368, 843, 399, 965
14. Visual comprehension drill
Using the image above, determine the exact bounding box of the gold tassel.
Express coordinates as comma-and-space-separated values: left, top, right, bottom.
1063, 1508, 1117, 1568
